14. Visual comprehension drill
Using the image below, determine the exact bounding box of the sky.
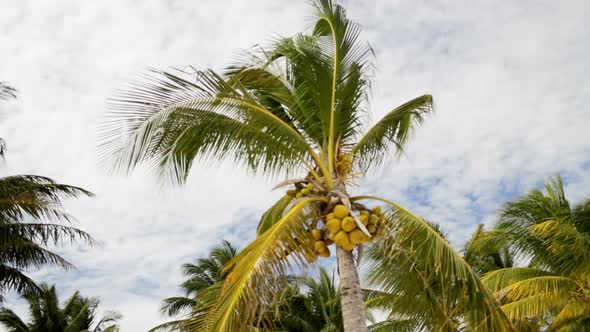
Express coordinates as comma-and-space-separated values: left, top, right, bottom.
1, 0, 589, 330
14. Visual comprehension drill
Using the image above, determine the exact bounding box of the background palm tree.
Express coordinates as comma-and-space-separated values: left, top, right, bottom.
100, 1, 509, 330
269, 268, 343, 332
0, 283, 121, 332
0, 175, 94, 300
473, 176, 590, 330
152, 242, 344, 332
150, 241, 237, 331
463, 224, 514, 276
364, 222, 509, 331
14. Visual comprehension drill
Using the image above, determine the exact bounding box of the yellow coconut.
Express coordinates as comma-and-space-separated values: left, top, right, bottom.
333, 204, 349, 219
369, 214, 379, 225
295, 192, 303, 199
301, 188, 310, 196
341, 216, 357, 232
311, 229, 323, 241
314, 241, 327, 252
349, 229, 370, 244
360, 210, 370, 217
286, 189, 297, 196
306, 183, 314, 190
326, 218, 342, 234
373, 206, 382, 215
341, 242, 356, 251
334, 231, 351, 247
359, 214, 369, 226
327, 232, 336, 241
367, 224, 377, 234
325, 212, 336, 220
318, 247, 330, 257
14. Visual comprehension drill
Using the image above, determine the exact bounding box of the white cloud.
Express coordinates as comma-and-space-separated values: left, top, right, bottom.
1, 0, 589, 330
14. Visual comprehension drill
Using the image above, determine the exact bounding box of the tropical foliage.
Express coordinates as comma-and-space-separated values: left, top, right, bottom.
364, 221, 510, 331
0, 176, 94, 301
473, 176, 590, 330
0, 283, 121, 332
150, 241, 238, 331
99, 0, 512, 330
152, 241, 345, 332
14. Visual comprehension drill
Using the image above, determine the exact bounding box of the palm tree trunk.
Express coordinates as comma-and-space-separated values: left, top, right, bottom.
337, 246, 368, 332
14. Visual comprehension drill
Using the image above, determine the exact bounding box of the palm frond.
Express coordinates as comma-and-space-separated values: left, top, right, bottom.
188, 197, 326, 331
352, 95, 433, 172
0, 223, 94, 247
548, 298, 590, 331
160, 296, 196, 317
0, 265, 40, 301
257, 194, 294, 235
0, 175, 93, 223
500, 292, 566, 321
482, 268, 557, 293
354, 195, 513, 331
0, 307, 28, 332
100, 69, 325, 185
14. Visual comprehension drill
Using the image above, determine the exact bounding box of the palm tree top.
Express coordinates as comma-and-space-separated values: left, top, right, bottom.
99, 0, 433, 187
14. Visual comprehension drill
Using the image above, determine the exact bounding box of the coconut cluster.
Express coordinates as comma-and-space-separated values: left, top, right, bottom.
311, 204, 386, 258
287, 182, 317, 199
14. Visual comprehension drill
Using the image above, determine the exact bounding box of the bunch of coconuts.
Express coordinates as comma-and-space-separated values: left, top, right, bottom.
311, 204, 386, 258
287, 183, 316, 199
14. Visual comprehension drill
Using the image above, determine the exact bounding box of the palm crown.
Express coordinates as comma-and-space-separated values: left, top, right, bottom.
100, 1, 510, 331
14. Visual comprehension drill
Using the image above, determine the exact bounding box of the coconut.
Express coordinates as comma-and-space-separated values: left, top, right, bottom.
359, 214, 369, 226
333, 205, 349, 219
306, 183, 314, 190
341, 216, 357, 232
349, 229, 370, 244
325, 213, 336, 220
373, 206, 382, 215
367, 224, 377, 234
327, 232, 336, 241
286, 189, 297, 196
311, 229, 323, 241
314, 241, 327, 252
301, 188, 310, 196
326, 218, 342, 233
341, 242, 356, 251
360, 210, 370, 217
369, 214, 379, 225
318, 248, 330, 257
295, 192, 303, 199
325, 238, 334, 246
334, 231, 351, 247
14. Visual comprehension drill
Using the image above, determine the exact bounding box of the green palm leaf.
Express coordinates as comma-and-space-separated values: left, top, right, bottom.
352, 95, 433, 172
354, 195, 513, 331
191, 197, 325, 331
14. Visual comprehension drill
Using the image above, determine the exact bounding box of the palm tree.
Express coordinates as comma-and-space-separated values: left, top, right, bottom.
364, 222, 509, 331
100, 1, 509, 330
463, 224, 514, 276
268, 268, 343, 332
474, 176, 590, 330
150, 241, 237, 331
0, 175, 94, 300
0, 283, 121, 332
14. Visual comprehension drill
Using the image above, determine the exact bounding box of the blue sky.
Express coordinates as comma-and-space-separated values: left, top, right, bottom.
1, 0, 589, 330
